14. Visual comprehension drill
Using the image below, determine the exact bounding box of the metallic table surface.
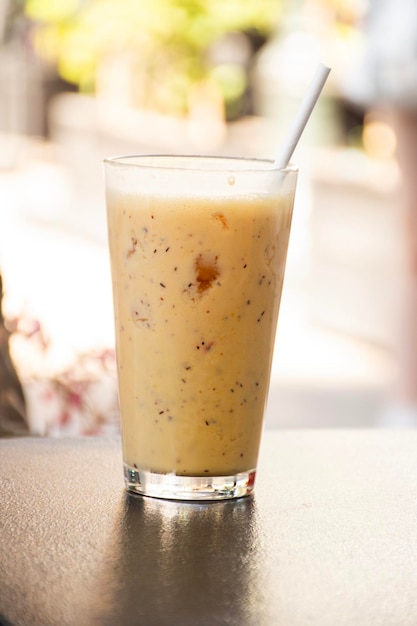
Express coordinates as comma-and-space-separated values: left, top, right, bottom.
1, 431, 417, 626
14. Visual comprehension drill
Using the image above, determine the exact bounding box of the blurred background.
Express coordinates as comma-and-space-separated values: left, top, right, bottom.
0, 0, 406, 435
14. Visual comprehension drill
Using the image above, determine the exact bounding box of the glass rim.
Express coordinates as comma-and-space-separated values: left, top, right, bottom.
103, 154, 297, 174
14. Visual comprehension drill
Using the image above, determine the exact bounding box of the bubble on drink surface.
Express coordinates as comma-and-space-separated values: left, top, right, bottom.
227, 175, 235, 186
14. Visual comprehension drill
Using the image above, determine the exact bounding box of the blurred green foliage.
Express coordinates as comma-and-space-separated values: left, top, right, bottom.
24, 0, 282, 117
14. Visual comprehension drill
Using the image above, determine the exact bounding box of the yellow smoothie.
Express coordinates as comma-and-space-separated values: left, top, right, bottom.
107, 180, 294, 477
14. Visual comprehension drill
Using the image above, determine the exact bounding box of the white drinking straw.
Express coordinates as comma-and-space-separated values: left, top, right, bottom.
274, 63, 331, 169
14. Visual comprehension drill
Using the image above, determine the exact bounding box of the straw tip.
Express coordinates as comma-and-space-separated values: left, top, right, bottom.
317, 62, 332, 76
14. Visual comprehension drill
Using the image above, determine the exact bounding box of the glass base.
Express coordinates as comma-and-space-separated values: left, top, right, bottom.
124, 463, 256, 501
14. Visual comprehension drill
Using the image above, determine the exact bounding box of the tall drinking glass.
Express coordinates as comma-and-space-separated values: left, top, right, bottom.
104, 155, 297, 501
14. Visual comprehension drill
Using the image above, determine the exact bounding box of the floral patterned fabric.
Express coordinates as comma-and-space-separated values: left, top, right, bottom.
4, 310, 120, 437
